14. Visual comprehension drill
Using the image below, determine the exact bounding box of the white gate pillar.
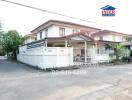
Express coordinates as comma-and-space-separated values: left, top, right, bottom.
84, 41, 87, 64
95, 42, 98, 54
65, 40, 67, 47
45, 39, 47, 49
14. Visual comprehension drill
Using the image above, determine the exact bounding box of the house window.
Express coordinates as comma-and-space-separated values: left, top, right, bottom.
45, 29, 48, 37
72, 29, 78, 34
81, 49, 84, 56
113, 35, 115, 41
99, 36, 103, 40
59, 27, 65, 36
97, 49, 99, 54
40, 31, 42, 39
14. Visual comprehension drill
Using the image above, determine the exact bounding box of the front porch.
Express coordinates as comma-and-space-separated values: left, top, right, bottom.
17, 32, 118, 69
46, 33, 112, 65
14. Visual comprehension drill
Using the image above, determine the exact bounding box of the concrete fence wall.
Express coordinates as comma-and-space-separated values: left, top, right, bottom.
17, 46, 73, 69
91, 54, 110, 63
0, 56, 7, 60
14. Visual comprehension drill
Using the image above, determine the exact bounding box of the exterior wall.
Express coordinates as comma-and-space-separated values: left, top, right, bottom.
72, 43, 111, 63
19, 45, 27, 54
32, 20, 100, 36
36, 25, 81, 40
17, 46, 73, 69
87, 45, 110, 63
94, 36, 100, 40
25, 37, 36, 44
103, 35, 113, 41
47, 25, 79, 37
0, 56, 7, 60
91, 54, 110, 63
93, 34, 125, 42
37, 26, 59, 40
87, 45, 97, 56
37, 33, 40, 40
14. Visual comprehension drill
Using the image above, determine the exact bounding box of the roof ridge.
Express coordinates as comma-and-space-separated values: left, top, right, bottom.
31, 19, 101, 33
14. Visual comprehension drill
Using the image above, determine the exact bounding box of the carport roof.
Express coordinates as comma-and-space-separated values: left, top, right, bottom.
63, 32, 95, 42
121, 42, 132, 46
91, 30, 127, 36
25, 32, 95, 45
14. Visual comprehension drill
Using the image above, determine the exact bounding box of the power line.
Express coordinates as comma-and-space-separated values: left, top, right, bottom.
0, 0, 96, 23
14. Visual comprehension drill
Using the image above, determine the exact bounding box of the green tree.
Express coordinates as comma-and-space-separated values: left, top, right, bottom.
0, 21, 2, 43
0, 21, 2, 31
0, 21, 5, 56
130, 50, 132, 57
126, 37, 132, 42
1, 30, 24, 59
113, 44, 130, 60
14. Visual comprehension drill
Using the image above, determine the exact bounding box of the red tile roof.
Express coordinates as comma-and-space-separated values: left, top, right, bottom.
127, 34, 132, 37
31, 20, 101, 33
121, 42, 132, 46
63, 32, 95, 41
91, 30, 127, 36
24, 33, 36, 38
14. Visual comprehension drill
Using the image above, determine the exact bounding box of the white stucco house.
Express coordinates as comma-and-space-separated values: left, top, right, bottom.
17, 20, 128, 69
24, 33, 37, 44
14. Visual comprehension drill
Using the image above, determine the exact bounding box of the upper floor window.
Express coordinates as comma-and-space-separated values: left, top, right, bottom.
99, 36, 103, 40
72, 29, 79, 34
122, 36, 126, 42
59, 27, 65, 36
112, 35, 115, 41
45, 29, 48, 37
40, 31, 42, 39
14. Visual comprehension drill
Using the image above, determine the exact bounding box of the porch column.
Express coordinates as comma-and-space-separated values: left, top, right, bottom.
65, 40, 67, 47
45, 39, 47, 48
84, 41, 87, 64
95, 42, 97, 54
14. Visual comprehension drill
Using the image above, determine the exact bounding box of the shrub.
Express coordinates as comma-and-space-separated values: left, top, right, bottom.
130, 50, 132, 57
0, 50, 5, 56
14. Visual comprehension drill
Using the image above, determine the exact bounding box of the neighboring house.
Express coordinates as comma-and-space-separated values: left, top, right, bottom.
91, 30, 127, 54
122, 35, 132, 50
18, 20, 129, 69
24, 33, 36, 44
91, 30, 127, 42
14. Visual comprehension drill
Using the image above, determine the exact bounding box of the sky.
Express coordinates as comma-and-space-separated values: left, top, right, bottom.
0, 0, 132, 36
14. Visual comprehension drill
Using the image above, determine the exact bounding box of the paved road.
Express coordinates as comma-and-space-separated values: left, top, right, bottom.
0, 60, 132, 100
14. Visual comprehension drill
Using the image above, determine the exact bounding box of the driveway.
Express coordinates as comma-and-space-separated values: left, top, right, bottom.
0, 60, 40, 78
0, 60, 132, 100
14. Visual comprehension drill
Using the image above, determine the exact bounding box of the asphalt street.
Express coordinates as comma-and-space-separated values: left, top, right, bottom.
0, 60, 132, 100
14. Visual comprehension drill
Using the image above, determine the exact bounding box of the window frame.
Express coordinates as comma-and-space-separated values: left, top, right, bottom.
45, 29, 48, 37
59, 27, 65, 37
99, 36, 103, 40
39, 31, 42, 39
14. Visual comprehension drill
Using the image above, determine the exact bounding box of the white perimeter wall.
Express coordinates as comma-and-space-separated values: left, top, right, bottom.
17, 46, 73, 69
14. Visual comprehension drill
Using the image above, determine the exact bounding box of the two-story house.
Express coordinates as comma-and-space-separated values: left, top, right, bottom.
121, 35, 132, 50
91, 30, 127, 55
31, 20, 100, 40
30, 20, 101, 62
17, 20, 129, 69
91, 30, 126, 42
24, 33, 37, 44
